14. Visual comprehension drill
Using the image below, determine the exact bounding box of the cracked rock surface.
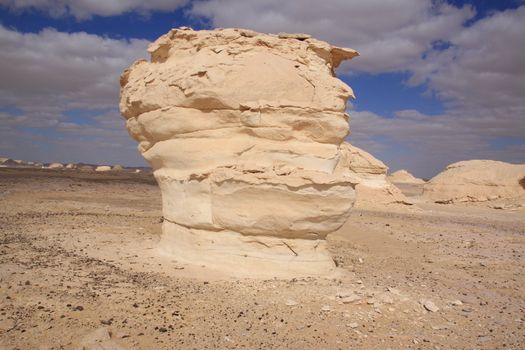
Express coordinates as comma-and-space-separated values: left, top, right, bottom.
119, 27, 360, 277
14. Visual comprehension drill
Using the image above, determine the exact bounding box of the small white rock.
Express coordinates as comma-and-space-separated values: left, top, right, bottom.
341, 295, 361, 304
285, 299, 298, 306
421, 300, 439, 312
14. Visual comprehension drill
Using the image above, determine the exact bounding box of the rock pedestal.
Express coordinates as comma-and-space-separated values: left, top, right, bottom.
119, 28, 359, 277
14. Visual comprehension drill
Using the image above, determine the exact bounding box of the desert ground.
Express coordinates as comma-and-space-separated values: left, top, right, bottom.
0, 168, 524, 350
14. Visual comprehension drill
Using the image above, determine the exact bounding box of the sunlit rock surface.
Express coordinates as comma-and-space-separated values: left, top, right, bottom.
119, 27, 360, 277
335, 143, 412, 207
423, 160, 525, 207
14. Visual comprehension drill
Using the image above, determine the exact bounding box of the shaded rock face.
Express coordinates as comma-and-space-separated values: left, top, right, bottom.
335, 143, 411, 207
119, 27, 359, 277
423, 160, 525, 207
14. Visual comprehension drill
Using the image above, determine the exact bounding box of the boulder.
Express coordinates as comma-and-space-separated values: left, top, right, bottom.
335, 143, 412, 207
95, 165, 112, 172
112, 164, 124, 171
388, 169, 425, 184
423, 160, 525, 206
65, 163, 77, 169
119, 27, 360, 277
48, 163, 64, 169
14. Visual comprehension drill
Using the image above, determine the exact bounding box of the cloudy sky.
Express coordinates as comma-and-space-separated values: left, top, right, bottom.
0, 0, 524, 177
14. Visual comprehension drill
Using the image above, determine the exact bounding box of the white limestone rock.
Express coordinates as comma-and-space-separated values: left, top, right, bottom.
48, 163, 64, 169
119, 27, 360, 277
95, 165, 112, 172
389, 169, 425, 184
335, 143, 412, 207
423, 160, 525, 206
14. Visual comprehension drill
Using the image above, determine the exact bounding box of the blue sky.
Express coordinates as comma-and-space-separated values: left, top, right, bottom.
0, 0, 524, 177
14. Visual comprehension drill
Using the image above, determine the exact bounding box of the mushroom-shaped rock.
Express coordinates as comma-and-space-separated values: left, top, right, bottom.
119, 28, 360, 277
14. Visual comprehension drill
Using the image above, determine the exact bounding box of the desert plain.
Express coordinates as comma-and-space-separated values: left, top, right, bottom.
0, 166, 523, 350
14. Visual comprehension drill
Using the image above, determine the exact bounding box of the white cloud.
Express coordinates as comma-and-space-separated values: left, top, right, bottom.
0, 0, 187, 19
349, 107, 525, 178
0, 109, 145, 165
0, 25, 148, 116
409, 6, 525, 112
349, 6, 525, 177
0, 25, 149, 165
190, 0, 475, 73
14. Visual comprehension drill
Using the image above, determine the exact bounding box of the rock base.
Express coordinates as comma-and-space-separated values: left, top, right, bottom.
158, 221, 336, 278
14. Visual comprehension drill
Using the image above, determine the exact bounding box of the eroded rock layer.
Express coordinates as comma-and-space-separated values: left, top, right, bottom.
119, 28, 359, 277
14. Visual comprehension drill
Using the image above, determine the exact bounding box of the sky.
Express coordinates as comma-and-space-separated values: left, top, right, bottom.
0, 0, 524, 178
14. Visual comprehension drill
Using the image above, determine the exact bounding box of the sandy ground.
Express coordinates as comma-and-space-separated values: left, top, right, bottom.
0, 168, 524, 350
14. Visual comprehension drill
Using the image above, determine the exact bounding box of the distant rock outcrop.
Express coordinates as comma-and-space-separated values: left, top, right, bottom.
423, 160, 525, 207
48, 163, 64, 169
335, 143, 412, 206
389, 169, 425, 184
95, 165, 112, 172
119, 27, 360, 276
0, 158, 18, 167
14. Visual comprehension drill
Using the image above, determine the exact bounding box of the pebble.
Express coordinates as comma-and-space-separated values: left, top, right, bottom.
341, 295, 361, 304
451, 300, 463, 306
347, 322, 359, 328
321, 305, 331, 312
285, 299, 298, 306
422, 300, 439, 312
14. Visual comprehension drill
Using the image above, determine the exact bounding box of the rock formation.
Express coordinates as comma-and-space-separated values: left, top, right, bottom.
119, 27, 360, 277
0, 158, 18, 167
335, 143, 411, 206
48, 163, 64, 169
388, 169, 425, 184
95, 165, 112, 172
423, 160, 525, 207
